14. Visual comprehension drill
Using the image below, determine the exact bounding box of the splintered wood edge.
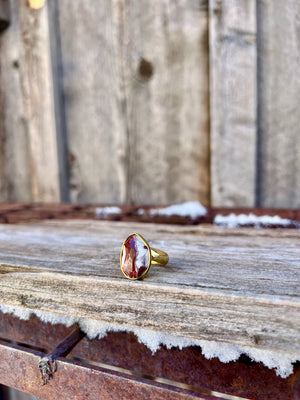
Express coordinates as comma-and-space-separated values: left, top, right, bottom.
0, 271, 299, 356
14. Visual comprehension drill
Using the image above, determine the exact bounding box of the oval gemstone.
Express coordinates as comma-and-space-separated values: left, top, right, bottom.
121, 234, 150, 279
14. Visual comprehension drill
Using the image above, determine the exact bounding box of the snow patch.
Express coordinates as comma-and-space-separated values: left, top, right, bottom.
0, 304, 297, 378
148, 201, 207, 219
95, 206, 121, 217
214, 213, 294, 228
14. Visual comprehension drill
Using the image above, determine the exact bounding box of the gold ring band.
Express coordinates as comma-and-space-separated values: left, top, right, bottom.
120, 233, 169, 280
150, 247, 169, 266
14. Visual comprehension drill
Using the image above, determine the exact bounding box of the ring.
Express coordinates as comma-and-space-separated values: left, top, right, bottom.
120, 233, 169, 280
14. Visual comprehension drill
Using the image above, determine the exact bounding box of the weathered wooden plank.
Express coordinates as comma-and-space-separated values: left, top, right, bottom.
0, 221, 299, 356
58, 0, 210, 205
0, 0, 60, 202
47, 0, 70, 203
209, 0, 257, 207
257, 0, 300, 208
121, 0, 210, 205
57, 0, 127, 204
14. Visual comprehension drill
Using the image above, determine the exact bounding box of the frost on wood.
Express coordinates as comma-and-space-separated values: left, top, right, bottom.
139, 201, 207, 219
0, 304, 297, 379
214, 213, 298, 228
95, 206, 122, 217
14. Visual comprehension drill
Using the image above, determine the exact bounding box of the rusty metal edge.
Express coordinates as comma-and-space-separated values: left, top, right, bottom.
0, 203, 299, 227
0, 341, 216, 400
0, 313, 298, 400
39, 326, 85, 384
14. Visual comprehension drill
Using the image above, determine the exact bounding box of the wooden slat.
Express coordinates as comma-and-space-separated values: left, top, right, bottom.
209, 0, 257, 207
57, 0, 210, 205
47, 0, 70, 203
0, 0, 60, 202
257, 0, 300, 208
0, 220, 299, 356
121, 0, 210, 205
57, 0, 127, 203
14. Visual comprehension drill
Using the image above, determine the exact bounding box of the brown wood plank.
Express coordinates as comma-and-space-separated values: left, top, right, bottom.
257, 0, 300, 208
0, 0, 60, 202
209, 0, 257, 207
57, 0, 210, 205
0, 220, 299, 357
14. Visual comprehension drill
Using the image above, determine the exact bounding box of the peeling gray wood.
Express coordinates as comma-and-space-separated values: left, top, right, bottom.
0, 0, 60, 202
0, 220, 299, 355
209, 0, 257, 207
257, 0, 300, 208
58, 0, 210, 205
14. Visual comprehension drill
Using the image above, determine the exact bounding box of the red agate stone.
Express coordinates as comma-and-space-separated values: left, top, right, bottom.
121, 234, 150, 279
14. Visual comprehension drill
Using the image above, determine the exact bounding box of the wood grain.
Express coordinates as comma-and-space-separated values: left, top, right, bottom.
209, 0, 257, 207
122, 0, 210, 205
47, 0, 70, 203
0, 0, 60, 203
257, 0, 300, 208
57, 0, 210, 205
57, 0, 127, 204
0, 220, 299, 356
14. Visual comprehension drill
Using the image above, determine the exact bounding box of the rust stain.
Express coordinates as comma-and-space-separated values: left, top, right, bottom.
0, 313, 297, 400
0, 341, 207, 400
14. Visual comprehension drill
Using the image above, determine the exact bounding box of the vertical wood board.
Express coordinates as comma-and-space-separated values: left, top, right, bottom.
1, 0, 299, 208
47, 0, 70, 202
58, 0, 210, 205
0, 0, 60, 202
57, 0, 127, 204
0, 0, 32, 202
209, 0, 257, 207
257, 0, 300, 208
122, 0, 210, 205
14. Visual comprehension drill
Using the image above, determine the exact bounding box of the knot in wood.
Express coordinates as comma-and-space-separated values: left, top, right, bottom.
138, 58, 154, 81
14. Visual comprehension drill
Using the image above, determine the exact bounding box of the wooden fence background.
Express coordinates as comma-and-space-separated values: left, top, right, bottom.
0, 0, 299, 208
